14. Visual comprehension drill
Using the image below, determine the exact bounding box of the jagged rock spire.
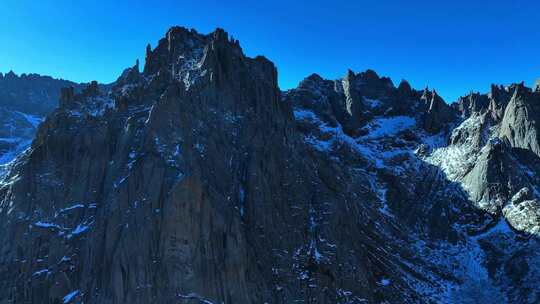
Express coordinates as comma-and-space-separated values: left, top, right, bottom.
454, 91, 490, 117
143, 43, 153, 74
81, 80, 100, 97
422, 89, 457, 133
341, 69, 358, 114
340, 68, 365, 132
59, 86, 75, 107
499, 83, 540, 158
535, 78, 540, 92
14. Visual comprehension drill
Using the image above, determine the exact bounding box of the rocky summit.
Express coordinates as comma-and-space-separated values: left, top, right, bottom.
1, 26, 540, 303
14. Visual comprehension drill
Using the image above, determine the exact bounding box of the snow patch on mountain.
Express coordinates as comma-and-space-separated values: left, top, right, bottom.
503, 199, 540, 235
0, 110, 44, 168
293, 108, 418, 171
17, 111, 43, 128
361, 116, 416, 139
0, 138, 32, 165
62, 290, 79, 303
423, 115, 485, 181
67, 95, 115, 118
168, 37, 207, 90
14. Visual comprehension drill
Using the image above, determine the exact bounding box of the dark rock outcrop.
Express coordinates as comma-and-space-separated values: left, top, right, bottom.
420, 89, 457, 133
488, 84, 515, 121
454, 92, 490, 117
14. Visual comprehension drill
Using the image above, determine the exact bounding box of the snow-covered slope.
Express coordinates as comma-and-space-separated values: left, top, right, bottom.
0, 109, 44, 180
286, 71, 540, 303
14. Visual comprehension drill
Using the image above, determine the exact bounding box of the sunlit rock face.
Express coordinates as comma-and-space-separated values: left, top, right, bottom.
2, 26, 540, 304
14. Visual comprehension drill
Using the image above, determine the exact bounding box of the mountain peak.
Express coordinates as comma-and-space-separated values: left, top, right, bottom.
141, 27, 245, 92
4, 70, 17, 80
143, 27, 207, 75
305, 73, 324, 82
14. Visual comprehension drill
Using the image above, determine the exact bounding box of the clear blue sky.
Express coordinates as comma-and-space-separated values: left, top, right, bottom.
1, 0, 540, 102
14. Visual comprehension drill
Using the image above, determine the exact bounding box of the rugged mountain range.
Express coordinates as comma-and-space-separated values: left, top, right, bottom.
0, 72, 85, 170
0, 71, 80, 116
0, 72, 111, 170
1, 26, 540, 303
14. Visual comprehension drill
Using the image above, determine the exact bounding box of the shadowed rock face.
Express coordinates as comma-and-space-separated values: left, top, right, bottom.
453, 92, 490, 118
2, 26, 540, 304
420, 89, 458, 133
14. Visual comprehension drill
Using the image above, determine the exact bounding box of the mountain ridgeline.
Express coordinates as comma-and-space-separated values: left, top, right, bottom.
0, 72, 111, 167
1, 26, 540, 303
0, 71, 81, 116
0, 72, 85, 168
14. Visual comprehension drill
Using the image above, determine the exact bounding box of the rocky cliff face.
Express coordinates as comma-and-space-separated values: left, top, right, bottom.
1, 26, 540, 304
